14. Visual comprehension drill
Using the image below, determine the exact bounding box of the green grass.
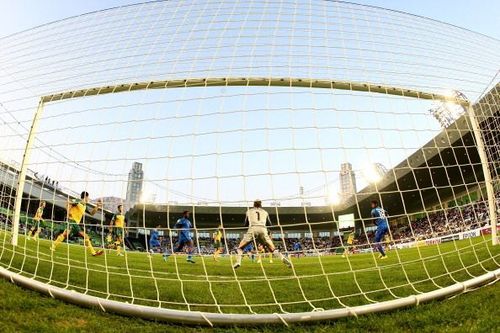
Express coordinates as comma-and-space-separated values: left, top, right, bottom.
0, 231, 499, 332
0, 269, 499, 332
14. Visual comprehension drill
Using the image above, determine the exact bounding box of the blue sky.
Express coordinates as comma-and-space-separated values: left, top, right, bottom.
0, 1, 498, 206
1, 0, 499, 39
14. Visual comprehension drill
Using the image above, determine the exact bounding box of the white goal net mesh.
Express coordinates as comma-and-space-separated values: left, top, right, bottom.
0, 0, 499, 325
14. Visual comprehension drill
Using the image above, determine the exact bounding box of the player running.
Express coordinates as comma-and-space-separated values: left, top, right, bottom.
27, 200, 45, 241
51, 191, 103, 256
109, 204, 126, 256
342, 229, 356, 257
168, 211, 195, 263
212, 226, 224, 261
370, 200, 389, 260
233, 200, 291, 269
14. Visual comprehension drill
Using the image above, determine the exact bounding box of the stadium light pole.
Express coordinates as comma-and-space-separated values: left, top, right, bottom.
466, 104, 498, 246
12, 98, 45, 246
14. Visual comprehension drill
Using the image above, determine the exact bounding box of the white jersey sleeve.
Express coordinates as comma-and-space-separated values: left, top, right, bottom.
246, 208, 269, 227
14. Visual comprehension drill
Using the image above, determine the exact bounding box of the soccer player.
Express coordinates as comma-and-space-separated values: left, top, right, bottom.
51, 192, 103, 256
370, 200, 389, 260
256, 244, 265, 263
292, 240, 303, 258
342, 229, 356, 257
149, 225, 161, 253
212, 226, 224, 261
256, 243, 273, 263
383, 233, 392, 252
172, 211, 195, 263
109, 204, 126, 256
233, 200, 291, 269
27, 200, 45, 241
242, 242, 256, 262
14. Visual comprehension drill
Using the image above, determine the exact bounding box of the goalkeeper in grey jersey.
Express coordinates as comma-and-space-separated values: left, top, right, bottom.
233, 200, 291, 269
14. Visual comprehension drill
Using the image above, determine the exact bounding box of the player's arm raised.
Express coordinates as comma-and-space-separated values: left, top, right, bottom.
88, 199, 102, 216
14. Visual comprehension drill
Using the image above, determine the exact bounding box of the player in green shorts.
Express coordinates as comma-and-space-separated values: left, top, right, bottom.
212, 226, 224, 261
51, 191, 103, 256
109, 204, 126, 256
27, 200, 46, 241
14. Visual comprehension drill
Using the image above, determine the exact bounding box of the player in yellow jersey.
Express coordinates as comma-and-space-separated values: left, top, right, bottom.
342, 229, 356, 258
110, 204, 126, 256
383, 233, 391, 252
27, 200, 45, 241
212, 226, 224, 261
256, 244, 273, 263
51, 191, 103, 256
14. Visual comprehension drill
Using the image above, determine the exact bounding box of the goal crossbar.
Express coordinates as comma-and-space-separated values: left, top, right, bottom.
40, 77, 470, 105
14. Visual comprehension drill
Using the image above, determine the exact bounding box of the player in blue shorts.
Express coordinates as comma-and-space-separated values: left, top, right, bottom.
371, 200, 389, 260
170, 211, 195, 263
242, 242, 256, 262
149, 225, 161, 253
293, 240, 303, 258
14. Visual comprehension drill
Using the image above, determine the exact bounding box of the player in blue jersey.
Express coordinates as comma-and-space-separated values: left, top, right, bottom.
371, 200, 389, 260
149, 225, 161, 253
172, 211, 195, 263
293, 240, 303, 258
242, 242, 256, 262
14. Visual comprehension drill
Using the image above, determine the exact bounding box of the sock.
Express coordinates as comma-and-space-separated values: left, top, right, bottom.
274, 250, 283, 260
116, 245, 122, 254
378, 245, 386, 256
236, 248, 243, 265
53, 234, 65, 248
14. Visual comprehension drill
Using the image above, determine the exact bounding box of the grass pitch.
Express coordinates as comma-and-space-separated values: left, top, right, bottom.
1, 276, 499, 332
0, 231, 499, 330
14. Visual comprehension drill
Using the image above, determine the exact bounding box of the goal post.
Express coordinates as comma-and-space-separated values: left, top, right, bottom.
466, 104, 498, 246
11, 99, 45, 246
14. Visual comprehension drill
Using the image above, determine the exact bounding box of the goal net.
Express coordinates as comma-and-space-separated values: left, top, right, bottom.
0, 0, 499, 326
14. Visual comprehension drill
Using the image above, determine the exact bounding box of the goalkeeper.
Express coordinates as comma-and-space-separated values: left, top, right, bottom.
51, 191, 103, 256
233, 200, 291, 269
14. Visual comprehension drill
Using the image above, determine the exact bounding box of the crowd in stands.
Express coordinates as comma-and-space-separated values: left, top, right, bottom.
172, 197, 497, 254
393, 200, 492, 242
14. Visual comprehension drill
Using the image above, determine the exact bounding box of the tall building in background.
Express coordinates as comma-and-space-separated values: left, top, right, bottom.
126, 162, 144, 208
340, 162, 357, 201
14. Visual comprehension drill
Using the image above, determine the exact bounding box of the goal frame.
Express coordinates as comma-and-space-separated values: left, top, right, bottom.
6, 77, 498, 325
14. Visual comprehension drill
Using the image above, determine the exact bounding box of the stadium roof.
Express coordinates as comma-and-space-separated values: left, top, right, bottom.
129, 83, 499, 229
